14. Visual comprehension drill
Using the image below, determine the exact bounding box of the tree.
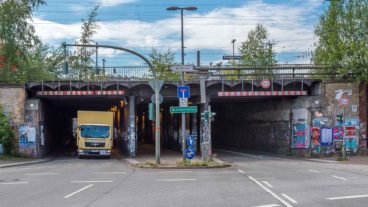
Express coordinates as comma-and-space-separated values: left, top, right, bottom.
149, 48, 179, 80
239, 24, 277, 65
0, 105, 15, 156
238, 24, 277, 78
0, 0, 46, 82
314, 0, 368, 82
67, 5, 100, 80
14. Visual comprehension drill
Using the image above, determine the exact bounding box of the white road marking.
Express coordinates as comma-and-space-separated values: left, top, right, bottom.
159, 170, 193, 173
252, 204, 281, 207
1, 182, 28, 185
308, 169, 320, 173
253, 177, 274, 180
281, 194, 298, 204
263, 181, 273, 188
332, 175, 348, 181
238, 169, 245, 174
126, 158, 139, 164
154, 179, 196, 182
71, 180, 113, 183
326, 194, 368, 200
248, 176, 293, 207
64, 184, 94, 198
216, 149, 262, 158
25, 172, 60, 175
92, 172, 126, 174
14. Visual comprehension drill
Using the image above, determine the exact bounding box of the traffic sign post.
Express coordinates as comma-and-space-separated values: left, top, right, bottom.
169, 65, 195, 72
179, 98, 188, 107
170, 106, 198, 113
177, 86, 190, 98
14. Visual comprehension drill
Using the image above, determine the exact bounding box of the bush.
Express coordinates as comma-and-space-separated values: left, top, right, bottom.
0, 106, 15, 155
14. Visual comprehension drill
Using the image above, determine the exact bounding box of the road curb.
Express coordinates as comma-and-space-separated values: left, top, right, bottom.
0, 158, 52, 168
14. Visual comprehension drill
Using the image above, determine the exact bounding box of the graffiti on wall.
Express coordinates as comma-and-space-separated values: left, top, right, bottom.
344, 126, 358, 152
18, 123, 36, 157
292, 123, 310, 149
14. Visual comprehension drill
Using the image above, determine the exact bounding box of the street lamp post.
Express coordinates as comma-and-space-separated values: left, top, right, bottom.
167, 6, 197, 160
231, 39, 236, 64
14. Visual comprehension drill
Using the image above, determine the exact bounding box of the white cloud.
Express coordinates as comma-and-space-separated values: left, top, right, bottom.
98, 0, 137, 7
33, 0, 323, 63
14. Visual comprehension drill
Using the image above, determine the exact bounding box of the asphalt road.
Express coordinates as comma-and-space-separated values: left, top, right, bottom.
1, 151, 368, 207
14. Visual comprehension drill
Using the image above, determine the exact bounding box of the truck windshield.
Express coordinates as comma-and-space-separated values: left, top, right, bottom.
80, 125, 110, 138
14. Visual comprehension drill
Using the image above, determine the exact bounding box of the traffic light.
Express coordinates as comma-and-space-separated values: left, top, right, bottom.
63, 61, 69, 74
148, 103, 155, 121
209, 112, 216, 122
201, 111, 209, 122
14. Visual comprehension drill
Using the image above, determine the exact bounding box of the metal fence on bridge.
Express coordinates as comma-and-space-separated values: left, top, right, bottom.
71, 64, 328, 81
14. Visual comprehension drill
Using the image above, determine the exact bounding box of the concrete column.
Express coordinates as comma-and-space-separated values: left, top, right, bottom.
21, 99, 41, 158
127, 96, 136, 157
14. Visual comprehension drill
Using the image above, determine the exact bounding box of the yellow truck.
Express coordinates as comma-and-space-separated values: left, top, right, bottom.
76, 111, 113, 158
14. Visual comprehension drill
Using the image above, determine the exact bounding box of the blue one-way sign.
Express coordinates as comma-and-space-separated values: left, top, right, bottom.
177, 86, 190, 98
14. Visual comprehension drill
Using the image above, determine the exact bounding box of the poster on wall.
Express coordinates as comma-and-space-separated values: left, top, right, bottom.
333, 126, 344, 140
321, 128, 333, 146
311, 127, 320, 146
292, 123, 309, 148
18, 124, 36, 157
344, 126, 358, 152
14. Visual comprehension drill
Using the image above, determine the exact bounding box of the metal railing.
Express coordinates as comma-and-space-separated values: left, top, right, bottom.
196, 64, 330, 80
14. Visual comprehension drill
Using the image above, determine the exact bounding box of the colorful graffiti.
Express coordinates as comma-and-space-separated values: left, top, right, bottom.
344, 126, 358, 152
292, 123, 309, 149
18, 123, 36, 157
333, 126, 344, 140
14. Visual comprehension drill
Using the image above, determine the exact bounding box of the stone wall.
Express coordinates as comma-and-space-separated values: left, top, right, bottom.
212, 96, 320, 155
0, 85, 26, 126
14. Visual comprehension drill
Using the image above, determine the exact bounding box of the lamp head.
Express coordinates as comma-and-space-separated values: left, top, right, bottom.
184, 6, 197, 11
166, 6, 180, 11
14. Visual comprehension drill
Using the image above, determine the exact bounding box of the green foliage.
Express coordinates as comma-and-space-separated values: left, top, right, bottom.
149, 48, 179, 80
0, 106, 15, 155
314, 0, 368, 82
67, 5, 100, 81
238, 24, 277, 79
0, 0, 49, 83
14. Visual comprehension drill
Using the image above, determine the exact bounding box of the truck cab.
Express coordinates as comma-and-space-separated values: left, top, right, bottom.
76, 111, 113, 158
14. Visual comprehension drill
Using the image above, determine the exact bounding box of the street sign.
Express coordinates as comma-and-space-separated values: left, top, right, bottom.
177, 86, 190, 98
187, 135, 194, 148
169, 65, 195, 72
223, 55, 242, 60
170, 106, 198, 113
148, 80, 164, 92
339, 98, 349, 107
151, 94, 163, 104
185, 148, 195, 159
261, 79, 271, 89
179, 98, 188, 107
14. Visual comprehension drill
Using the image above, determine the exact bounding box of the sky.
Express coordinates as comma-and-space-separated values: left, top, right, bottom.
31, 0, 330, 67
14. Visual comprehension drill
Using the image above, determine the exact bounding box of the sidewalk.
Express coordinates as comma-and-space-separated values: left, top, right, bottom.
0, 157, 51, 168
303, 155, 368, 165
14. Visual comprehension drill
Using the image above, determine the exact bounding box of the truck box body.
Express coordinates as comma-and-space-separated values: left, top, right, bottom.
77, 111, 114, 158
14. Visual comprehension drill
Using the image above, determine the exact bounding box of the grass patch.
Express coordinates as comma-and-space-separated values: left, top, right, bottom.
336, 157, 349, 161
